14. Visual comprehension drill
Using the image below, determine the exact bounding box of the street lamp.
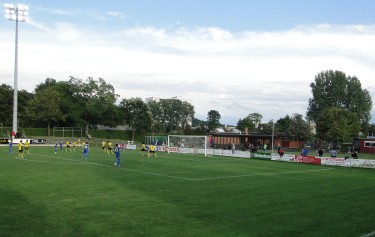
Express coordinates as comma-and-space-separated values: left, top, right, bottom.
4, 3, 28, 138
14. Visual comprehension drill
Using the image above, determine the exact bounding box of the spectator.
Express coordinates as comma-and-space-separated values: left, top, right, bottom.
278, 148, 285, 157
330, 149, 337, 158
351, 150, 358, 159
317, 148, 324, 157
231, 143, 235, 154
302, 147, 309, 156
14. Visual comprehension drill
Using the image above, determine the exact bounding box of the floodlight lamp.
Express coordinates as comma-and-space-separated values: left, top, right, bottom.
18, 4, 28, 10
5, 9, 13, 14
5, 3, 15, 9
5, 14, 16, 20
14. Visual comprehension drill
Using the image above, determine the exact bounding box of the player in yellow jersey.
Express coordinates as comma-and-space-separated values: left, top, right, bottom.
18, 140, 24, 159
65, 140, 71, 151
141, 142, 147, 156
148, 144, 157, 158
102, 140, 106, 153
24, 139, 30, 154
72, 140, 77, 151
107, 141, 113, 155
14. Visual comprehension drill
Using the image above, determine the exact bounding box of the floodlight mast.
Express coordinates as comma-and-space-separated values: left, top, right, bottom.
4, 3, 28, 137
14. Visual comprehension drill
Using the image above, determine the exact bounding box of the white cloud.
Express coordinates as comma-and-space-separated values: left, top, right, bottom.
1, 22, 375, 124
34, 6, 72, 15
106, 11, 125, 18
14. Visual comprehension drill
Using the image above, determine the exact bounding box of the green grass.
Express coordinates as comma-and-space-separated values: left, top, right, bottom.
1, 146, 375, 237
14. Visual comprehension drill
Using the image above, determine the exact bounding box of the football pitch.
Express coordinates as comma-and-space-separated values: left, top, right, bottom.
1, 146, 375, 237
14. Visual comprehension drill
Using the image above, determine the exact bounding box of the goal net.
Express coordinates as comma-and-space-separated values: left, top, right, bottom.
167, 135, 209, 156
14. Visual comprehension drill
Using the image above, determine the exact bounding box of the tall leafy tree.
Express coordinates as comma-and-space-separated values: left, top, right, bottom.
289, 113, 313, 147
160, 99, 181, 132
0, 84, 13, 127
307, 70, 372, 132
178, 101, 195, 131
27, 87, 65, 135
237, 113, 263, 132
316, 108, 361, 146
275, 115, 293, 139
119, 97, 151, 141
257, 120, 274, 135
34, 78, 59, 92
17, 90, 33, 128
207, 110, 221, 130
147, 99, 195, 133
248, 113, 263, 128
68, 76, 119, 134
35, 78, 78, 127
192, 118, 207, 128
368, 124, 375, 137
147, 100, 164, 133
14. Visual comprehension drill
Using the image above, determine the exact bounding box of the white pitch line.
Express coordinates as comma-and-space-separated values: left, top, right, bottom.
188, 168, 335, 181
14, 158, 88, 165
14, 155, 334, 181
361, 230, 375, 237
16, 154, 194, 181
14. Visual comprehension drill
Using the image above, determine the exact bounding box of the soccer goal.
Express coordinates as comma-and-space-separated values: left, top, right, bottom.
145, 136, 167, 146
167, 135, 209, 156
53, 127, 83, 138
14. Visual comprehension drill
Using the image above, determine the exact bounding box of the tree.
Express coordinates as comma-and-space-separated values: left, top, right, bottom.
307, 70, 372, 132
192, 118, 207, 128
316, 108, 361, 147
119, 98, 151, 141
34, 78, 59, 92
258, 121, 273, 135
289, 113, 313, 147
147, 100, 164, 133
275, 115, 293, 139
248, 113, 262, 129
27, 87, 65, 135
147, 99, 195, 133
179, 101, 195, 131
207, 110, 221, 130
237, 113, 263, 132
17, 89, 33, 128
368, 124, 375, 137
68, 76, 119, 134
0, 84, 13, 127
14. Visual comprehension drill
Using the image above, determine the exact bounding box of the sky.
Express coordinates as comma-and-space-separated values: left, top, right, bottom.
1, 0, 375, 125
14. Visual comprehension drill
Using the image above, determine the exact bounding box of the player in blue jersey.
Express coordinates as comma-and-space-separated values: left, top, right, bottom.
114, 144, 121, 167
145, 144, 150, 157
82, 142, 89, 159
9, 139, 13, 154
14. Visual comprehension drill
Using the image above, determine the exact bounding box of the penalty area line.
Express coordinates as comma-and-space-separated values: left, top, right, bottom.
14, 153, 335, 182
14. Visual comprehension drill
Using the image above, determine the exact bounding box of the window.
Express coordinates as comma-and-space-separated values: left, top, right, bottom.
364, 141, 375, 147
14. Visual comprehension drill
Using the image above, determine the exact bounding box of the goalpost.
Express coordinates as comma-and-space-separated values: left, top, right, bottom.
167, 135, 209, 156
53, 127, 83, 138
